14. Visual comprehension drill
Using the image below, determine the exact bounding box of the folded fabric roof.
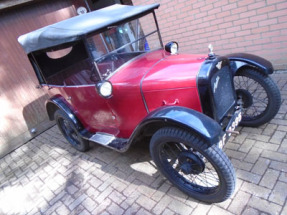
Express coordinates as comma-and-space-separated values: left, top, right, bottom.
18, 3, 160, 53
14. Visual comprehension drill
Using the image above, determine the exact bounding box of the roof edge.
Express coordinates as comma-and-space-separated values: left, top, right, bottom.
18, 3, 160, 54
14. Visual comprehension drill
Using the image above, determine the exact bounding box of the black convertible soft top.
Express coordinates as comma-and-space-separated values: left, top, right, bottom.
18, 4, 160, 54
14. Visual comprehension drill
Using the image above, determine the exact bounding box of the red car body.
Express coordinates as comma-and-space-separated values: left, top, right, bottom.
18, 3, 281, 203
47, 50, 204, 138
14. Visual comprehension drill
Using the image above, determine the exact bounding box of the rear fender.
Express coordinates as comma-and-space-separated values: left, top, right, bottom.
46, 95, 83, 131
226, 53, 274, 75
129, 106, 223, 147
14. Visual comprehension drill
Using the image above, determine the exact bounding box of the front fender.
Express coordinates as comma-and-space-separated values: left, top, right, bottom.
129, 106, 223, 146
226, 53, 274, 75
46, 95, 83, 131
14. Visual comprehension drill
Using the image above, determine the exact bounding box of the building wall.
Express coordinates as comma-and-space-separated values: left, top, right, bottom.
0, 0, 77, 158
0, 0, 133, 158
132, 0, 287, 70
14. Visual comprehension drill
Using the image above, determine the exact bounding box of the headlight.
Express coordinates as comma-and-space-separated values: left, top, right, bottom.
165, 41, 178, 55
97, 81, 113, 98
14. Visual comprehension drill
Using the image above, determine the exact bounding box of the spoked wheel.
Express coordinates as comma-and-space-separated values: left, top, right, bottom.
54, 109, 89, 152
234, 68, 281, 127
150, 127, 236, 203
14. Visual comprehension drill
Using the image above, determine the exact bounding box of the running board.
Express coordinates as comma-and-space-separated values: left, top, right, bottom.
88, 132, 129, 152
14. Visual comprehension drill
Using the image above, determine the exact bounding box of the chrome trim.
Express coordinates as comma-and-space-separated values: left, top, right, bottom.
89, 132, 115, 146
42, 84, 95, 88
87, 132, 129, 152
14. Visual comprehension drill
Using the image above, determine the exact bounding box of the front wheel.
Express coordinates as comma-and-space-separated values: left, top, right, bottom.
150, 127, 236, 203
234, 68, 281, 127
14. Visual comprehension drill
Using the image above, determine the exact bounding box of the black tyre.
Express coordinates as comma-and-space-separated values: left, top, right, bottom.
54, 109, 89, 152
150, 127, 236, 203
234, 68, 281, 127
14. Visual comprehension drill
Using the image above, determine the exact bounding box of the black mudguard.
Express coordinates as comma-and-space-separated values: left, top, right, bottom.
226, 53, 274, 75
46, 95, 83, 131
129, 106, 223, 147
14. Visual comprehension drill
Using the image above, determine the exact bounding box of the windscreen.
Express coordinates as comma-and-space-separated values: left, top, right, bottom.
87, 13, 162, 79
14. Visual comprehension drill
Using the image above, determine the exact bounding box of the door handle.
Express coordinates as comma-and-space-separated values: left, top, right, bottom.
162, 99, 179, 106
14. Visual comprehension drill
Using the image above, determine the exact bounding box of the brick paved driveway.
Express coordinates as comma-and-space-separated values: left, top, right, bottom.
0, 73, 286, 215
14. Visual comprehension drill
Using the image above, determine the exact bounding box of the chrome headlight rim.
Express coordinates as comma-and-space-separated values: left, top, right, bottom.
97, 80, 113, 98
165, 41, 179, 55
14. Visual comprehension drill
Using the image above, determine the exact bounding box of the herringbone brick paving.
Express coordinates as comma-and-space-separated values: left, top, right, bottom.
0, 73, 286, 215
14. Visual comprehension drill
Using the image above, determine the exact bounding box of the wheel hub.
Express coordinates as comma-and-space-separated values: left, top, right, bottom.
236, 89, 253, 108
178, 151, 205, 175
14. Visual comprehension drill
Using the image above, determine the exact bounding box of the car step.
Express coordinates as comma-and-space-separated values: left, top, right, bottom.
88, 132, 129, 152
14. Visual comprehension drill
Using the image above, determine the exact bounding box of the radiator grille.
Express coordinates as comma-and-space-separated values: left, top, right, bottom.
211, 66, 235, 121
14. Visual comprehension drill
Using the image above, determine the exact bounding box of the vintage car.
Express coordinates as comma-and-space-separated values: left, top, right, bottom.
18, 4, 281, 203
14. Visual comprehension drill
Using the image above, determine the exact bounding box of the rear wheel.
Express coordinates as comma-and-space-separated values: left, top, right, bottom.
54, 109, 89, 152
234, 68, 281, 127
150, 127, 235, 203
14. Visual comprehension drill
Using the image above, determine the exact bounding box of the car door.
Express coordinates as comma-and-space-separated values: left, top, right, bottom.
61, 86, 119, 135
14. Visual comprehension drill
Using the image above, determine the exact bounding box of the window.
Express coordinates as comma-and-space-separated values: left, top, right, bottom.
32, 41, 99, 86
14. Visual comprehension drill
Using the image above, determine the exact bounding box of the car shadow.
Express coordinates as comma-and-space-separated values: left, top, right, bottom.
43, 126, 197, 204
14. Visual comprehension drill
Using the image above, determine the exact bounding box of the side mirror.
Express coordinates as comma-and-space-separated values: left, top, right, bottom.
96, 81, 113, 98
